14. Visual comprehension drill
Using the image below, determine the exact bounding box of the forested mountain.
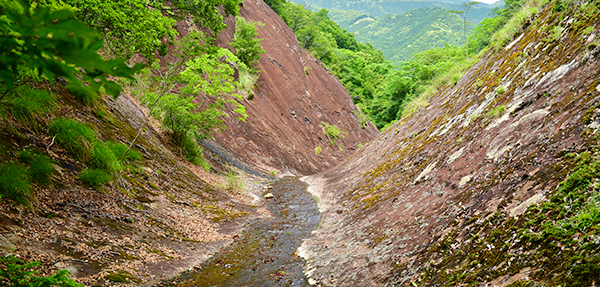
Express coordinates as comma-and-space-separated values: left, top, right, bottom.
289, 0, 499, 21
329, 7, 475, 63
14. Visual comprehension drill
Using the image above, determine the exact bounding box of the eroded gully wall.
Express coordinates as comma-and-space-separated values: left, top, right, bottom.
211, 0, 379, 176
300, 4, 600, 286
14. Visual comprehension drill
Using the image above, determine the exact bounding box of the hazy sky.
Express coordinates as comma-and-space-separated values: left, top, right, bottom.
474, 0, 501, 4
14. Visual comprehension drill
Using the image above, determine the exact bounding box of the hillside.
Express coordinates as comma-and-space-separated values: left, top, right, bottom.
0, 0, 374, 285
300, 1, 600, 285
211, 0, 379, 176
329, 7, 475, 64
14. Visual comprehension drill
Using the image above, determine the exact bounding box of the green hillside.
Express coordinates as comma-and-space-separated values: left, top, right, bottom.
330, 7, 476, 64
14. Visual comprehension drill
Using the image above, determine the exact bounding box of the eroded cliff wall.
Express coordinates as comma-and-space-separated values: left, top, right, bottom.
212, 0, 379, 176
301, 3, 600, 286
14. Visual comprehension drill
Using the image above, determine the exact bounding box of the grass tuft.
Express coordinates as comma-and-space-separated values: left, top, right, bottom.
9, 88, 54, 125
106, 141, 142, 162
79, 169, 111, 189
68, 81, 99, 106
18, 149, 55, 186
50, 119, 96, 159
90, 142, 123, 173
0, 162, 32, 206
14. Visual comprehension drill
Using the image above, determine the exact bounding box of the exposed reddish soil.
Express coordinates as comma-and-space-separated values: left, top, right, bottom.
299, 4, 600, 286
212, 0, 379, 176
0, 1, 378, 285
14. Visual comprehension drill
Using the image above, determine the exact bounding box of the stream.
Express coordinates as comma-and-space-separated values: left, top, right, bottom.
174, 177, 321, 287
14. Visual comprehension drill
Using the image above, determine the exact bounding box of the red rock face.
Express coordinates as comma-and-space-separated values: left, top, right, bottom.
300, 5, 600, 286
212, 0, 379, 176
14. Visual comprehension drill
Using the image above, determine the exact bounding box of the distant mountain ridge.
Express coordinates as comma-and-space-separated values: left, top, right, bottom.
291, 0, 501, 64
329, 7, 475, 64
293, 0, 501, 22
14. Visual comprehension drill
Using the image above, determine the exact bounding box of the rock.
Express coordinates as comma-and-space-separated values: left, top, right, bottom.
264, 193, 274, 199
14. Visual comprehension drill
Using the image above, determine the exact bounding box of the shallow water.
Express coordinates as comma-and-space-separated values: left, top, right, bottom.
177, 177, 321, 287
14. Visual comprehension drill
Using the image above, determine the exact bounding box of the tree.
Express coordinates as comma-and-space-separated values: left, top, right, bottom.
39, 0, 243, 60
57, 0, 177, 60
0, 0, 142, 99
143, 35, 247, 143
230, 16, 265, 73
449, 1, 479, 60
168, 0, 242, 40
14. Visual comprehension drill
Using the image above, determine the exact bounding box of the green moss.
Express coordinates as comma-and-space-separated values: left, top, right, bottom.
103, 270, 141, 283
148, 248, 174, 260
201, 203, 249, 223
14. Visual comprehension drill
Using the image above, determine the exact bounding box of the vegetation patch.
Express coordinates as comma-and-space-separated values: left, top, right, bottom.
0, 255, 82, 286
50, 118, 96, 160
67, 82, 98, 106
79, 169, 111, 189
3, 87, 54, 126
486, 105, 506, 118
103, 270, 141, 284
18, 149, 55, 186
0, 162, 32, 206
321, 121, 348, 144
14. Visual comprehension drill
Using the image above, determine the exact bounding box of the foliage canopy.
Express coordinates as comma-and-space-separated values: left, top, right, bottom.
0, 0, 142, 98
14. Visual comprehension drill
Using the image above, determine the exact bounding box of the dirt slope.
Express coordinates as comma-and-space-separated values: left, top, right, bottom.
0, 88, 264, 285
300, 3, 600, 286
212, 0, 379, 176
0, 0, 378, 284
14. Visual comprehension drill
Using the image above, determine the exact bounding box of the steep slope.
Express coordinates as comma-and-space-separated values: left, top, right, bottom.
0, 88, 259, 285
0, 0, 377, 284
212, 0, 379, 176
300, 2, 600, 286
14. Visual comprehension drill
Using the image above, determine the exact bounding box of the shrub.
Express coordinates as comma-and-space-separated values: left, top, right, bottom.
237, 64, 259, 100
0, 255, 82, 287
178, 134, 204, 164
321, 121, 347, 144
18, 150, 55, 186
230, 16, 265, 73
49, 119, 96, 159
68, 82, 98, 106
0, 163, 31, 206
79, 169, 111, 189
